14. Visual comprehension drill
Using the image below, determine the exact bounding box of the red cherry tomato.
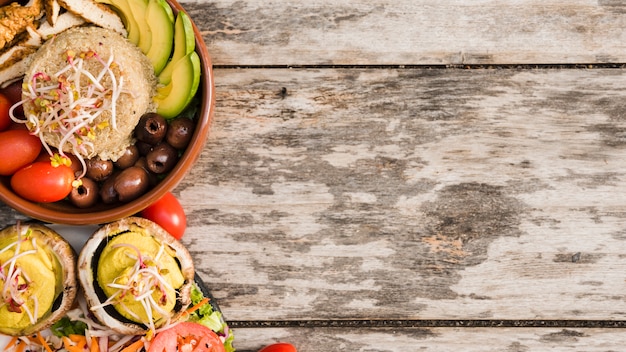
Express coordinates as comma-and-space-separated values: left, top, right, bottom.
35, 152, 82, 177
0, 129, 42, 175
148, 322, 225, 352
0, 81, 23, 118
0, 92, 11, 131
11, 161, 74, 202
258, 343, 297, 352
140, 191, 187, 239
0, 80, 22, 105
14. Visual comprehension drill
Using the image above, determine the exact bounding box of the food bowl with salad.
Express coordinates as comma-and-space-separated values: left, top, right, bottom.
0, 0, 215, 225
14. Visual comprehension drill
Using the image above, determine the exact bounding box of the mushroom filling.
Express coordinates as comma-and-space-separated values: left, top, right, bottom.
0, 224, 63, 331
91, 231, 185, 332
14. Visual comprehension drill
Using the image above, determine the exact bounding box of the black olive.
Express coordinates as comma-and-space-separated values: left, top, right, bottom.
86, 157, 114, 182
146, 143, 178, 174
135, 112, 167, 145
69, 177, 99, 208
134, 157, 159, 186
113, 166, 150, 202
135, 140, 154, 156
99, 172, 119, 204
166, 117, 195, 149
114, 145, 140, 169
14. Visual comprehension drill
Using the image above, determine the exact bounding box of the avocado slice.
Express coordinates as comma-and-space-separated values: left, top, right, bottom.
145, 0, 175, 75
155, 51, 200, 119
127, 0, 152, 54
159, 11, 195, 85
96, 0, 141, 45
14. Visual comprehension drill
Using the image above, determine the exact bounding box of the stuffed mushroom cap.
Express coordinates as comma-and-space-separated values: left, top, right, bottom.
78, 217, 195, 335
0, 222, 77, 336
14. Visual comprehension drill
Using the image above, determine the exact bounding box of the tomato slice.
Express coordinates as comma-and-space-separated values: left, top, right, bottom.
148, 322, 225, 352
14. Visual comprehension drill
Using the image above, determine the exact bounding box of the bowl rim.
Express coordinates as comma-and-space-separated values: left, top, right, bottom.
0, 0, 215, 225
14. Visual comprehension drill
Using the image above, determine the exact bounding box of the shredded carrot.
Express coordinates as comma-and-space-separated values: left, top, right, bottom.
120, 338, 145, 352
15, 339, 25, 352
69, 334, 87, 344
89, 336, 100, 352
63, 335, 88, 352
37, 332, 54, 352
5, 337, 18, 350
186, 297, 209, 315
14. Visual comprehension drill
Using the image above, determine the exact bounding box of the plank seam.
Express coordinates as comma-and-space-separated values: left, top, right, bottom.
228, 320, 626, 329
213, 64, 626, 70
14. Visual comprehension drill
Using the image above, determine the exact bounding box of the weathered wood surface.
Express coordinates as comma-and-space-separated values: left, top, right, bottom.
185, 0, 626, 66
232, 327, 626, 352
2, 67, 626, 350
3, 0, 626, 350
174, 67, 626, 321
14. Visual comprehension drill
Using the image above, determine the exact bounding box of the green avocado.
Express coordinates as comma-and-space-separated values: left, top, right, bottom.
96, 0, 141, 45
97, 231, 185, 325
145, 0, 175, 75
155, 51, 201, 119
127, 0, 152, 54
0, 235, 61, 331
159, 11, 195, 85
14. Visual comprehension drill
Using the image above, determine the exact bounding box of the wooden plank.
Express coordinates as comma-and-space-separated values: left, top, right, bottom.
174, 67, 626, 321
231, 327, 626, 352
185, 0, 626, 66
2, 68, 626, 322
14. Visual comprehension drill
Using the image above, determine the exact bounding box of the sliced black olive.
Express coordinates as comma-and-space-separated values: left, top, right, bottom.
135, 112, 167, 145
146, 143, 178, 174
69, 177, 99, 208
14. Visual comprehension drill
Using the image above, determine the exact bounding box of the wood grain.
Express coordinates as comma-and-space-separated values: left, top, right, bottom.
1, 67, 625, 326
184, 0, 626, 66
170, 67, 626, 322
231, 327, 626, 352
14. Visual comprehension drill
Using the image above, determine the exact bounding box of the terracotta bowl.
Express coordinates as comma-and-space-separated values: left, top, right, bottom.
0, 0, 215, 225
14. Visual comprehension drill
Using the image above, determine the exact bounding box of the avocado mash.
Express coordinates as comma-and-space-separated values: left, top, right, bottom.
96, 230, 185, 326
0, 228, 63, 332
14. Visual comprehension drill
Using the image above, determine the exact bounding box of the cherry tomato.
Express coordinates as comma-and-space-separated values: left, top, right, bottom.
0, 92, 11, 131
148, 322, 225, 352
0, 80, 23, 117
140, 191, 187, 239
35, 152, 82, 177
258, 343, 297, 352
0, 129, 42, 175
0, 80, 22, 104
11, 161, 74, 202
